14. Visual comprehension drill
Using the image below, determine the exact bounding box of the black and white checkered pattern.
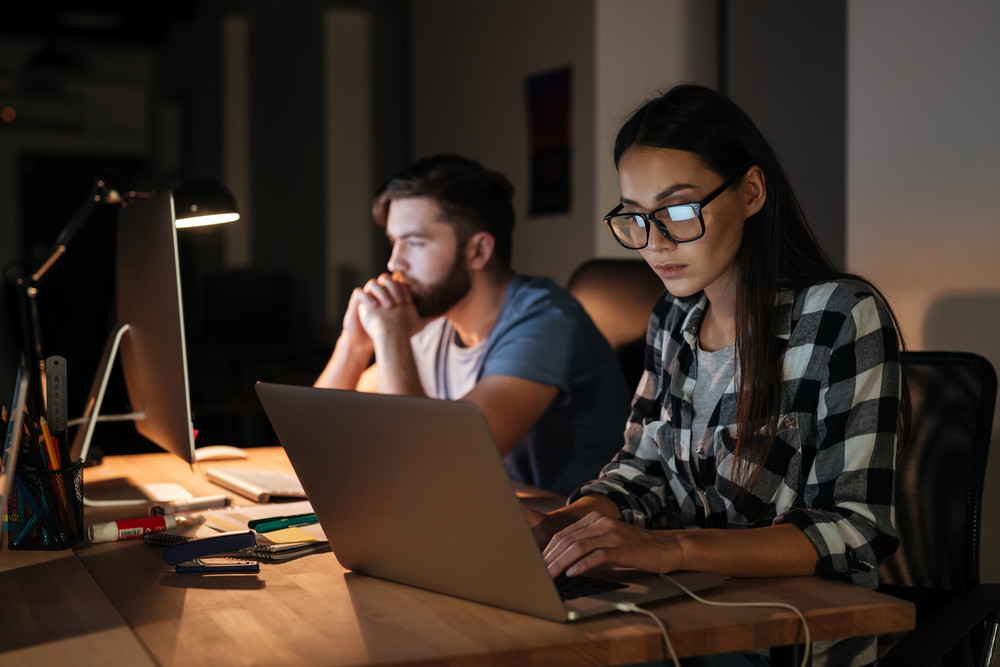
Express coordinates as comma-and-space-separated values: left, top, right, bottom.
573, 278, 901, 589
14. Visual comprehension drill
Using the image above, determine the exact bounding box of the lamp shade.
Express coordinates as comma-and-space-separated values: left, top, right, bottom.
173, 178, 240, 228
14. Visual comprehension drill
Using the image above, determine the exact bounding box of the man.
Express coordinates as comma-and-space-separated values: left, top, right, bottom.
315, 154, 631, 494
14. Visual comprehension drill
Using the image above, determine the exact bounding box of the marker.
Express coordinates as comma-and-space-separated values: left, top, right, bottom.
89, 515, 178, 543
149, 494, 231, 516
248, 512, 318, 533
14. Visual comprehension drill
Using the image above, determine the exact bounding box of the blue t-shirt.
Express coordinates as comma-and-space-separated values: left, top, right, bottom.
411, 274, 631, 494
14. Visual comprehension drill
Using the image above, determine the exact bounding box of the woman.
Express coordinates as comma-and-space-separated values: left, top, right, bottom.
528, 84, 904, 667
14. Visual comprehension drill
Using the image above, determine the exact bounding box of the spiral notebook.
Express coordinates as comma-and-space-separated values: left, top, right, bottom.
143, 531, 330, 562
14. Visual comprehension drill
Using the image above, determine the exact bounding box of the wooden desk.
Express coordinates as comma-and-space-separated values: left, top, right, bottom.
2, 447, 914, 666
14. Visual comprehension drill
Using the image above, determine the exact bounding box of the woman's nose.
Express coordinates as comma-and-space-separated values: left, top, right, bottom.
646, 222, 678, 251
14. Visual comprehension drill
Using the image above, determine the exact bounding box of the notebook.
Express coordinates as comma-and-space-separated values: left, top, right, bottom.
204, 466, 307, 502
254, 382, 724, 622
143, 531, 331, 562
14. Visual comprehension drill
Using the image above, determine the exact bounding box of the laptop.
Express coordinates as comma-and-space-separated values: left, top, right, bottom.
254, 382, 724, 622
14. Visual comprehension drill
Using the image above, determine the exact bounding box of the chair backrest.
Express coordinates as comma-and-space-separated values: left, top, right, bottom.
879, 351, 998, 658
566, 258, 664, 389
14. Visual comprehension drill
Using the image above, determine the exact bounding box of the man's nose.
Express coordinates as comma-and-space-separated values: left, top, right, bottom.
387, 246, 406, 272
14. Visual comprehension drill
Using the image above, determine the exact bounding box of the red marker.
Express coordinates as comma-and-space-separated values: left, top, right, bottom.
89, 515, 178, 542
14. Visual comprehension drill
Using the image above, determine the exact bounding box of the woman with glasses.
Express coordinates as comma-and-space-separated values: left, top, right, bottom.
528, 84, 904, 667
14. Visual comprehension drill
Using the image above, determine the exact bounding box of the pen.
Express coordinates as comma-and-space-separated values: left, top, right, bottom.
149, 494, 231, 515
22, 408, 46, 470
39, 416, 61, 470
248, 512, 318, 533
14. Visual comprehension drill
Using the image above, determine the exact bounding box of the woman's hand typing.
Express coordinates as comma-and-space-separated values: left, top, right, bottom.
541, 511, 684, 577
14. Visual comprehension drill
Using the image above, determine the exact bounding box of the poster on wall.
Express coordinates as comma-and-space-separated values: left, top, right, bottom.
525, 66, 571, 215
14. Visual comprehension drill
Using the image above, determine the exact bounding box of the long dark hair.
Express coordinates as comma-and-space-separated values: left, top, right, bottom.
614, 84, 907, 489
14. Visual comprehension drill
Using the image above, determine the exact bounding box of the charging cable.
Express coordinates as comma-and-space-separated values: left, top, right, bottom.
615, 575, 813, 667
614, 601, 681, 667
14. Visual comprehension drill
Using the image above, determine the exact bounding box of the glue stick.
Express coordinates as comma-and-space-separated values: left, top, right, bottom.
89, 515, 177, 543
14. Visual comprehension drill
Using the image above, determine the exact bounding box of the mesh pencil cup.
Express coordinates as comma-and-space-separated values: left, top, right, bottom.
7, 462, 84, 550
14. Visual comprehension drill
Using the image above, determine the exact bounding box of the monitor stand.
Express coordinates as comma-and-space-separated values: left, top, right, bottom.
69, 324, 192, 508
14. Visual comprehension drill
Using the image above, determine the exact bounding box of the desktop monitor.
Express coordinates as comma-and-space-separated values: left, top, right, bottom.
70, 190, 195, 468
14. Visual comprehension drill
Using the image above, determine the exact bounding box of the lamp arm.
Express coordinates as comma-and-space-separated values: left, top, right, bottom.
30, 176, 152, 286
15, 175, 151, 423
30, 193, 101, 284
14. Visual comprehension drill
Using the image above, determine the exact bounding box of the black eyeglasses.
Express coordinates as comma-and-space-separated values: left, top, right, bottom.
603, 172, 744, 249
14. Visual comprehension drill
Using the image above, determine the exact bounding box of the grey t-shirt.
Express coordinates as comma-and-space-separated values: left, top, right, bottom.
410, 274, 631, 494
691, 342, 736, 455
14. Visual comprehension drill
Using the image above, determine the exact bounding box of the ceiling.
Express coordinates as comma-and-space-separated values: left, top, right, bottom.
1, 1, 199, 46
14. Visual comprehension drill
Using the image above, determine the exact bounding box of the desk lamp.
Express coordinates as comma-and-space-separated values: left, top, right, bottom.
16, 175, 240, 403
13, 175, 239, 489
173, 177, 241, 228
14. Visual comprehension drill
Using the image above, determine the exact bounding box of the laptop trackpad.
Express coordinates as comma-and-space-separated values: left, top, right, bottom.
563, 569, 725, 621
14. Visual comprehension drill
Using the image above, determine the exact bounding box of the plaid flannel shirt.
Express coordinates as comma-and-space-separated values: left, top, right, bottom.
573, 278, 901, 589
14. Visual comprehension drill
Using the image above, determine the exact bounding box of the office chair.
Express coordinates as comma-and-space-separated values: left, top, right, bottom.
879, 351, 1000, 667
567, 258, 664, 390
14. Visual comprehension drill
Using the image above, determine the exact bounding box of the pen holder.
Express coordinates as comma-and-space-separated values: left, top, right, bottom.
6, 462, 85, 550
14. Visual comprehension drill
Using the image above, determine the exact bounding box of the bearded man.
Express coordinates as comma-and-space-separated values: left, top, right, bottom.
315, 154, 630, 494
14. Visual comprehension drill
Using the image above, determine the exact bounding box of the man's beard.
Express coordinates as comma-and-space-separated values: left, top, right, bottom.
408, 254, 472, 319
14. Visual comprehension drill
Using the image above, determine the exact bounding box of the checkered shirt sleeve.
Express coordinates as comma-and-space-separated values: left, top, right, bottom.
571, 278, 901, 588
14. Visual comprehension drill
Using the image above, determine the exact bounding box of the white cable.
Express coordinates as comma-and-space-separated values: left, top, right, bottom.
614, 601, 682, 667
614, 576, 813, 667
660, 574, 812, 667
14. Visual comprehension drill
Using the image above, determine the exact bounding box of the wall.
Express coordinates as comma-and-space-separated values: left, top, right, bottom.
188, 0, 409, 340
0, 37, 153, 401
847, 0, 1000, 581
725, 0, 846, 268
592, 0, 718, 259
409, 0, 718, 284
409, 0, 595, 284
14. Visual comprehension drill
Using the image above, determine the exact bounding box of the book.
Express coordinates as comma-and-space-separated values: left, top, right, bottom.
143, 531, 330, 562
204, 466, 307, 502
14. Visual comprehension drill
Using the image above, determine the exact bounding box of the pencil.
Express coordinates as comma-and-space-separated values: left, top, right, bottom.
40, 416, 61, 470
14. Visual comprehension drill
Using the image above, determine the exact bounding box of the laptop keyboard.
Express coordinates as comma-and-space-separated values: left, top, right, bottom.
554, 574, 628, 601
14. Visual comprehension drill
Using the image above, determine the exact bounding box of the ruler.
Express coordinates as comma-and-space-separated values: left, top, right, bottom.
44, 355, 69, 444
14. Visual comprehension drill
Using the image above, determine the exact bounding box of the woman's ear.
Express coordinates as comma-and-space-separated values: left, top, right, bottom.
742, 165, 766, 219
466, 231, 496, 271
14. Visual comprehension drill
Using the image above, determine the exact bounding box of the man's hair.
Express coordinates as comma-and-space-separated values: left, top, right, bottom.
372, 154, 516, 269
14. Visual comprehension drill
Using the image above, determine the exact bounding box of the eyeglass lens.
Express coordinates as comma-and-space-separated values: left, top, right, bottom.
605, 171, 742, 249
606, 204, 702, 248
